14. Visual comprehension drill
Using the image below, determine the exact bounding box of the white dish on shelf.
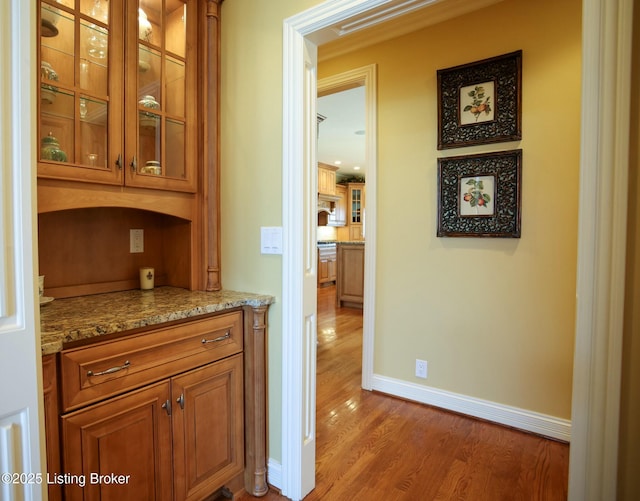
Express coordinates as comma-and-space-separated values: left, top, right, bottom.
40, 296, 54, 306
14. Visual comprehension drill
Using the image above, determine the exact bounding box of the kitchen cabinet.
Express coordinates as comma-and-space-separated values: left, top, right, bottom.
318, 163, 338, 195
62, 356, 243, 501
347, 183, 365, 241
42, 354, 62, 501
62, 381, 174, 501
55, 310, 255, 500
36, 0, 224, 295
318, 243, 337, 285
337, 243, 364, 308
328, 183, 347, 227
38, 0, 197, 192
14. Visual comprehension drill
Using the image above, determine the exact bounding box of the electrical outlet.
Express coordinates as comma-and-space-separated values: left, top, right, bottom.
130, 229, 144, 253
415, 359, 428, 379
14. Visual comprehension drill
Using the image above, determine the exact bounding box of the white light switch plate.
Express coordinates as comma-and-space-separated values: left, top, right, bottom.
261, 227, 283, 255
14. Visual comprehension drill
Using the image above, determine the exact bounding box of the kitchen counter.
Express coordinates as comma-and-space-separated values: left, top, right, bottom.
39, 286, 275, 355
318, 240, 364, 245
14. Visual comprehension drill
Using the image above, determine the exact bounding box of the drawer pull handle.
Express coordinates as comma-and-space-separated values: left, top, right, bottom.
87, 360, 131, 377
201, 331, 230, 344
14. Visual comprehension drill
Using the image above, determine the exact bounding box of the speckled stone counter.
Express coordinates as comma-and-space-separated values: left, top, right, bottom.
39, 286, 275, 355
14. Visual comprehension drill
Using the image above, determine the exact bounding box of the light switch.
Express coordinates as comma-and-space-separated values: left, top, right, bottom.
261, 227, 283, 255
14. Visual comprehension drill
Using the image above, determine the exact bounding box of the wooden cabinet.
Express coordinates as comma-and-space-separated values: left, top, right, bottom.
318, 163, 338, 195
55, 311, 253, 500
172, 355, 244, 501
337, 243, 364, 308
347, 183, 365, 241
318, 244, 337, 285
328, 183, 347, 227
38, 0, 197, 193
61, 381, 174, 501
36, 0, 224, 295
61, 356, 243, 501
42, 354, 62, 501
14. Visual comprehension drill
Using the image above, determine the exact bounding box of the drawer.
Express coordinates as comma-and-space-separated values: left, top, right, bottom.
318, 245, 336, 260
60, 311, 243, 412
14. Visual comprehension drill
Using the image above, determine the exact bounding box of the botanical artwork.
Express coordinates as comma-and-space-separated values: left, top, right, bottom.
460, 82, 495, 125
459, 175, 495, 216
437, 51, 522, 149
437, 150, 522, 238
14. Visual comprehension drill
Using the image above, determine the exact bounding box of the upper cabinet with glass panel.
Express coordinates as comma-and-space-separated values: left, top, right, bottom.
38, 0, 196, 193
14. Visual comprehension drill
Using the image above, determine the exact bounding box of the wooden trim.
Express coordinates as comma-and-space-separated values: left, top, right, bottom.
243, 305, 269, 497
203, 0, 222, 291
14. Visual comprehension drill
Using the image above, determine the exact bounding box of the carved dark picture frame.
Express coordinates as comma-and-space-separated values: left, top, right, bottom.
437, 149, 522, 238
437, 50, 522, 150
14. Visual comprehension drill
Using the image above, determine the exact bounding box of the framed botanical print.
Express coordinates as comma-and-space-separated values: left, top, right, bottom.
437, 51, 522, 149
437, 149, 522, 238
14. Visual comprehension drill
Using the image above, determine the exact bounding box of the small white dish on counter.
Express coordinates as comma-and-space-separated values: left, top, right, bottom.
40, 296, 55, 306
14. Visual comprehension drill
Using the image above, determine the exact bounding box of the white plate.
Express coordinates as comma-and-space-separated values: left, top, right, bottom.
40, 296, 54, 306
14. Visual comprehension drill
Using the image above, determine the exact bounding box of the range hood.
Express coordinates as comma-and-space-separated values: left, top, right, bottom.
317, 193, 340, 226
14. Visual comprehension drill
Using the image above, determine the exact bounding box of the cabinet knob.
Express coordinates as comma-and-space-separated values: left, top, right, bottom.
176, 393, 184, 410
161, 399, 171, 415
115, 153, 122, 170
130, 155, 137, 172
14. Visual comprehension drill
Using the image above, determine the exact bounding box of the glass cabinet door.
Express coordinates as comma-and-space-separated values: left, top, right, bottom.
351, 187, 362, 223
38, 0, 122, 184
126, 0, 195, 192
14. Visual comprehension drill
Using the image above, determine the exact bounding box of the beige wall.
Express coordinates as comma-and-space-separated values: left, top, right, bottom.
220, 0, 322, 463
618, 4, 640, 499
221, 0, 581, 464
319, 0, 580, 418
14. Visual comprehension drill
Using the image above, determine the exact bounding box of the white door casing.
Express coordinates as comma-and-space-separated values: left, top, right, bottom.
282, 0, 632, 500
0, 0, 45, 500
317, 65, 377, 392
281, 32, 319, 500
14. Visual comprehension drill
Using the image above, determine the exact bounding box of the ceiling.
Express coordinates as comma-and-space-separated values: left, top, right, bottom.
315, 0, 505, 179
317, 86, 366, 177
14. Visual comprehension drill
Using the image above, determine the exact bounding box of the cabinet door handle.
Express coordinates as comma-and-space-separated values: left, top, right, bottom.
201, 331, 230, 344
162, 399, 171, 415
130, 155, 137, 172
115, 153, 123, 170
176, 393, 184, 410
87, 360, 130, 377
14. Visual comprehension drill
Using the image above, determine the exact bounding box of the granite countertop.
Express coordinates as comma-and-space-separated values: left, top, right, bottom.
318, 240, 364, 245
39, 286, 275, 355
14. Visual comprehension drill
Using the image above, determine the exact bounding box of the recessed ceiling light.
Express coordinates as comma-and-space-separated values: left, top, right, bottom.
353, 166, 361, 170
334, 160, 342, 165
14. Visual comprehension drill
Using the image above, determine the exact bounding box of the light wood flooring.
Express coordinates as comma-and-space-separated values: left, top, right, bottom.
236, 285, 569, 500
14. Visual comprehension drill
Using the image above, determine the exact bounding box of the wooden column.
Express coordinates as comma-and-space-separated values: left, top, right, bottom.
243, 305, 269, 496
202, 0, 222, 291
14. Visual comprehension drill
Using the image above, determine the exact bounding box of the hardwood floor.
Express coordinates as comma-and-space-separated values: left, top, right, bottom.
236, 285, 569, 500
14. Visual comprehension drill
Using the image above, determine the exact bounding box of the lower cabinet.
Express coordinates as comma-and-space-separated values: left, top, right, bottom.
318, 244, 337, 286
47, 309, 260, 501
172, 355, 244, 501
61, 355, 243, 501
61, 381, 174, 501
336, 243, 365, 308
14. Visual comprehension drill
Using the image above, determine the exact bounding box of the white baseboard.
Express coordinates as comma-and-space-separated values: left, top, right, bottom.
372, 374, 571, 442
267, 458, 283, 492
